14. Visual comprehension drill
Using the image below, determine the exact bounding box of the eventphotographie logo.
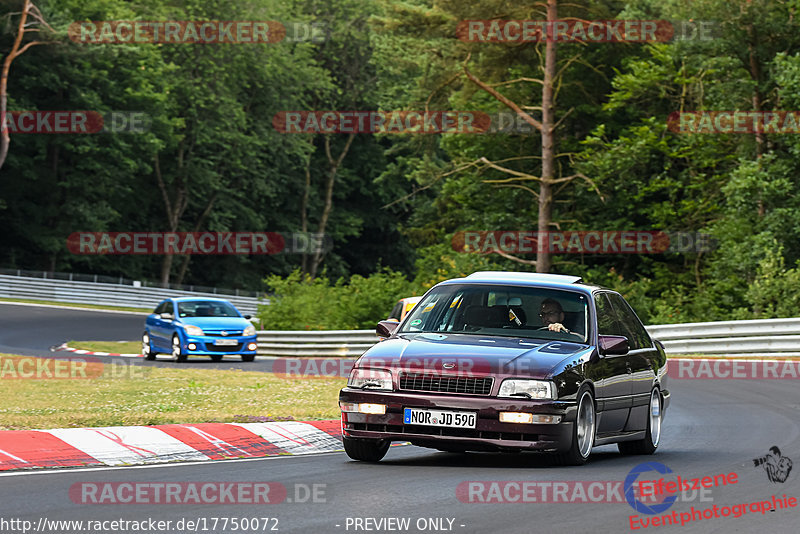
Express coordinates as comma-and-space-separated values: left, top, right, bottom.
753, 446, 793, 483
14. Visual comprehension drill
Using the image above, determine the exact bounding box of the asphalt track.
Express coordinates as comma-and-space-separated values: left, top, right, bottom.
0, 302, 273, 370
0, 379, 798, 533
1, 303, 799, 533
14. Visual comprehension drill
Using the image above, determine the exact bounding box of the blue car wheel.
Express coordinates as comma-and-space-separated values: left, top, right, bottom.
172, 334, 187, 362
142, 331, 157, 361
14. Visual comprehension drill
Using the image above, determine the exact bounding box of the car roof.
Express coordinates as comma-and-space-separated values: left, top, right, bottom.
167, 297, 234, 303
437, 271, 604, 293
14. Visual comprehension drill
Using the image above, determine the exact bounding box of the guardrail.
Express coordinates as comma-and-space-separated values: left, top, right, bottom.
0, 274, 264, 317
647, 318, 800, 356
256, 318, 800, 357
256, 330, 378, 357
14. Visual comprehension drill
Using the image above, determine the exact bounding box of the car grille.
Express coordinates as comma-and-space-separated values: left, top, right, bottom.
206, 343, 243, 352
204, 330, 243, 337
398, 372, 493, 395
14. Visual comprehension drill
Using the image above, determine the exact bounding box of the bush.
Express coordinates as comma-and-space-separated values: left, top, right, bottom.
258, 269, 418, 330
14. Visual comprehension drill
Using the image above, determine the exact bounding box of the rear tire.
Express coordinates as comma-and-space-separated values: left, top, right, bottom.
142, 332, 157, 361
343, 436, 390, 462
172, 335, 187, 362
553, 387, 595, 466
618, 388, 661, 455
241, 354, 256, 362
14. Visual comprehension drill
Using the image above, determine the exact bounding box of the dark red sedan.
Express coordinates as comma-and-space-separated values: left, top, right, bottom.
339, 271, 670, 465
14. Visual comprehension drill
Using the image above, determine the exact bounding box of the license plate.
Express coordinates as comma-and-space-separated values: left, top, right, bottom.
403, 408, 476, 429
214, 339, 238, 346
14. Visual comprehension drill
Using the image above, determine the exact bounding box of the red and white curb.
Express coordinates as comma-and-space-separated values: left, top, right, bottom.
0, 420, 342, 471
52, 342, 143, 358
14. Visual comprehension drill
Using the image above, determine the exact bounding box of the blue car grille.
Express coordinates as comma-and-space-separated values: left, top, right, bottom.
398, 372, 493, 395
203, 329, 244, 337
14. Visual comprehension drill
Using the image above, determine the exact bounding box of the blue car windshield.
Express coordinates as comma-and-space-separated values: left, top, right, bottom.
177, 301, 240, 318
398, 284, 589, 343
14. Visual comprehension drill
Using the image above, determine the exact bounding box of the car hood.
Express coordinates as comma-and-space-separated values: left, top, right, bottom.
178, 317, 251, 330
358, 332, 593, 379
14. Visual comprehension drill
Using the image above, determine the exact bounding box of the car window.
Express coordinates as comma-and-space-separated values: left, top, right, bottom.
607, 293, 652, 349
398, 284, 589, 343
155, 301, 171, 315
177, 301, 240, 318
594, 292, 625, 338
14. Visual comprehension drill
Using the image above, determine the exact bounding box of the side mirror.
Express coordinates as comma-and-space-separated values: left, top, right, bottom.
244, 314, 252, 320
159, 312, 174, 321
598, 335, 629, 356
376, 320, 399, 339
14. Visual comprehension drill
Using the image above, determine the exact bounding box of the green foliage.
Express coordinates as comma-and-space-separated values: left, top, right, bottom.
4, 0, 800, 325
258, 268, 418, 330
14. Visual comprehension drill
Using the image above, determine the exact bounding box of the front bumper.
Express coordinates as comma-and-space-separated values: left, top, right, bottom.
182, 335, 258, 355
339, 388, 576, 452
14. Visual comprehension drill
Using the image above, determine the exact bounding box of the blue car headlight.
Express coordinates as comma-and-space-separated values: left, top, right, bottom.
243, 324, 256, 336
184, 325, 204, 336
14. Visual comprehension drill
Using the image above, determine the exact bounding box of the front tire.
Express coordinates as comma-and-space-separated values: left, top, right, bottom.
172, 335, 187, 362
618, 388, 661, 455
554, 387, 595, 466
241, 354, 256, 362
343, 436, 390, 462
142, 332, 157, 361
210, 354, 224, 362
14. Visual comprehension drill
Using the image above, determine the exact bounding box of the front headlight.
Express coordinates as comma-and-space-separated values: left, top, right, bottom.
347, 369, 393, 391
243, 324, 256, 336
498, 379, 556, 400
184, 324, 204, 336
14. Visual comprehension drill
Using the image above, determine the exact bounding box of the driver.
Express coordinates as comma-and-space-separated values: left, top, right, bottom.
539, 298, 580, 338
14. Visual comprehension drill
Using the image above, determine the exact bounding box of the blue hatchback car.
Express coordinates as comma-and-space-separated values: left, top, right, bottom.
142, 297, 258, 362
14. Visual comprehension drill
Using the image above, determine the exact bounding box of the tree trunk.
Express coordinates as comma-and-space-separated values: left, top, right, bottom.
300, 155, 312, 275
154, 151, 188, 287
309, 133, 355, 278
0, 1, 32, 172
175, 192, 218, 285
537, 0, 558, 273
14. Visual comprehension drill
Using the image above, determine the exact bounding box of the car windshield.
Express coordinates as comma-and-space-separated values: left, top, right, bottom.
398, 284, 589, 343
177, 301, 240, 318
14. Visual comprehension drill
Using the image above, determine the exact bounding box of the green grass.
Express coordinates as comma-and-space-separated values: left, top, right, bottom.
0, 353, 344, 430
68, 340, 141, 353
0, 297, 149, 313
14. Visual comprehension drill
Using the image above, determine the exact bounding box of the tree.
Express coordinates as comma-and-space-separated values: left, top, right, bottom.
1, 0, 55, 171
